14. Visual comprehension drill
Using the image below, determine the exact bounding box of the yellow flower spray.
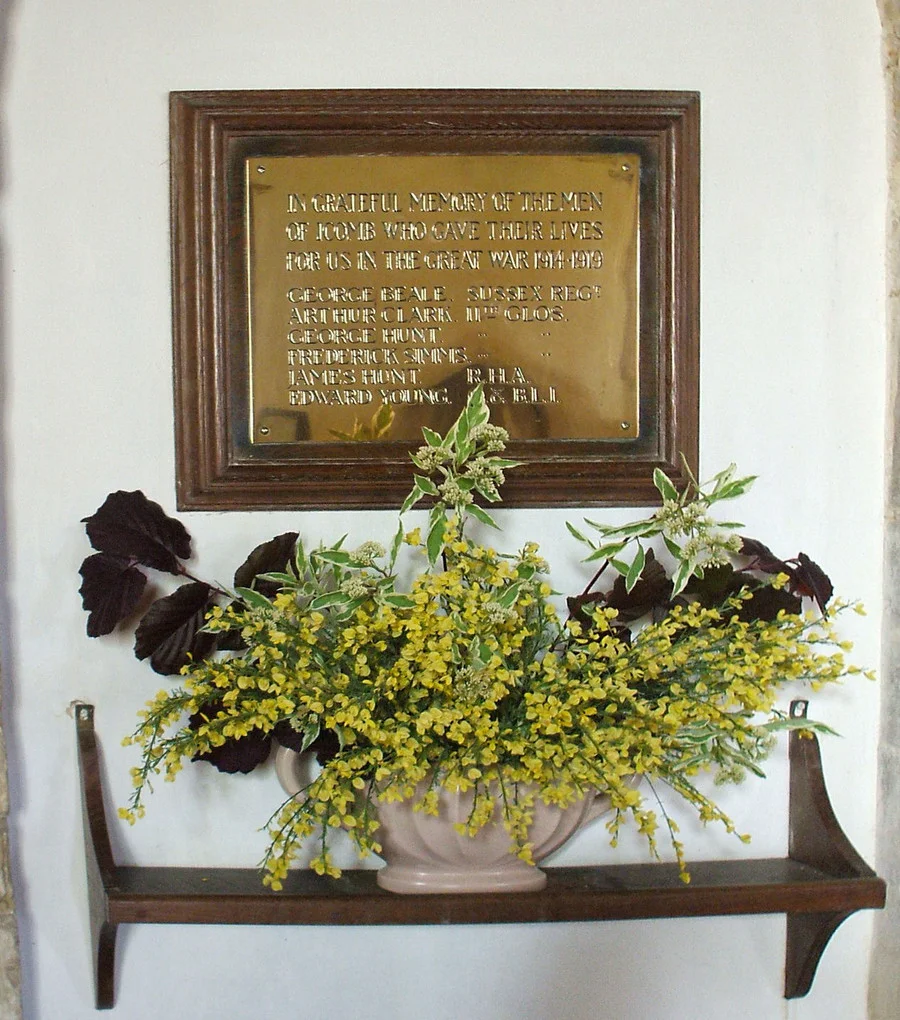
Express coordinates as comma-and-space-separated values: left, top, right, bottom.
113, 388, 871, 887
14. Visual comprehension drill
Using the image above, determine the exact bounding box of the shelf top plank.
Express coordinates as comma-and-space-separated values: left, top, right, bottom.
106, 859, 885, 927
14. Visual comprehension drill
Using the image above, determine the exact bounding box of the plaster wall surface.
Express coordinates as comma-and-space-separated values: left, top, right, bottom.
871, 2, 900, 1017
2, 1, 887, 1018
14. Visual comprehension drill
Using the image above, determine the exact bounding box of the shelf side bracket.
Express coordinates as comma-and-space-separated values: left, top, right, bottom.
785, 910, 856, 999
75, 702, 119, 1010
784, 699, 881, 998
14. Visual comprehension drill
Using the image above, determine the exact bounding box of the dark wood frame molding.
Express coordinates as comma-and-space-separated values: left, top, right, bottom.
170, 89, 700, 510
76, 701, 884, 1009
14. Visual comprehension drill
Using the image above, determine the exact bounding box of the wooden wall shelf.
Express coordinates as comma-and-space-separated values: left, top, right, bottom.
75, 701, 885, 1010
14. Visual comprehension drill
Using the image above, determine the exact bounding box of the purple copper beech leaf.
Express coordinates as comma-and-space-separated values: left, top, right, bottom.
233, 532, 299, 598
788, 552, 834, 614
78, 553, 148, 637
739, 538, 833, 613
133, 581, 217, 675
82, 490, 191, 575
189, 701, 274, 774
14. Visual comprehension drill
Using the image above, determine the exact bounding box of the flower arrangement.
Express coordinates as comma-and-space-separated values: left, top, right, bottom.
78, 387, 870, 889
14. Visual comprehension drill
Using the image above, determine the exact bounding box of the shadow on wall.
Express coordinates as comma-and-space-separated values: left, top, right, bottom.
0, 2, 25, 1018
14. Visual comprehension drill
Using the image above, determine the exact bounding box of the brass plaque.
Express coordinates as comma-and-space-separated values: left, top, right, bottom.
170, 89, 700, 510
246, 154, 640, 444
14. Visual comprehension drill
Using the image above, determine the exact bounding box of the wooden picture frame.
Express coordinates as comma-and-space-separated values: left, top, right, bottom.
170, 89, 699, 510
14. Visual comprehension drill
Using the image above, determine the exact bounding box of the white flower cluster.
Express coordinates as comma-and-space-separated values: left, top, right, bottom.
439, 479, 473, 506
484, 600, 516, 625
464, 456, 505, 501
453, 666, 494, 704
413, 445, 453, 472
469, 422, 509, 452
339, 577, 373, 599
654, 499, 713, 538
352, 541, 386, 566
655, 499, 743, 569
681, 532, 744, 569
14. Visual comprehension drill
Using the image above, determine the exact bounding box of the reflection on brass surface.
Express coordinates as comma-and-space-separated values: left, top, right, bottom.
246, 154, 640, 443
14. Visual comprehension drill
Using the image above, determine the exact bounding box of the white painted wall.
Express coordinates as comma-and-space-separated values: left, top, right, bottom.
2, 1, 886, 1017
